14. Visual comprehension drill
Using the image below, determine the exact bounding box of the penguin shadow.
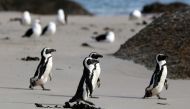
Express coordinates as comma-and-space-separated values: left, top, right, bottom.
6, 101, 64, 108
0, 86, 31, 91
37, 93, 72, 98
96, 94, 143, 100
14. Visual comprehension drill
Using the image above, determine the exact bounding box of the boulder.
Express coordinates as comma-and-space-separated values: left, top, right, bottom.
115, 7, 190, 79
0, 0, 92, 15
142, 2, 188, 13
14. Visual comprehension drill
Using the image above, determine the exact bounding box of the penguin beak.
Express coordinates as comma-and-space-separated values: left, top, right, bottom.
96, 54, 103, 58
92, 54, 103, 59
46, 49, 56, 54
50, 49, 56, 53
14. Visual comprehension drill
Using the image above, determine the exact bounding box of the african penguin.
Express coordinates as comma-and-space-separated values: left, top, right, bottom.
67, 56, 99, 105
143, 54, 168, 100
22, 19, 42, 38
29, 47, 56, 90
41, 21, 56, 36
9, 11, 31, 26
92, 31, 115, 43
88, 52, 103, 98
129, 9, 142, 19
21, 11, 32, 26
56, 9, 67, 25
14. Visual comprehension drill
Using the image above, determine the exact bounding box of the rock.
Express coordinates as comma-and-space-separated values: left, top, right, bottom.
64, 102, 101, 109
142, 2, 188, 13
0, 0, 92, 15
114, 7, 190, 79
21, 56, 40, 61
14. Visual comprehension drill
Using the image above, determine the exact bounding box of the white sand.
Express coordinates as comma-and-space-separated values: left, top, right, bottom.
0, 12, 189, 109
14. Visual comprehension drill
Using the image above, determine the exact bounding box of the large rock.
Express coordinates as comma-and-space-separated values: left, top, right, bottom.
0, 0, 92, 15
114, 7, 190, 79
142, 2, 188, 13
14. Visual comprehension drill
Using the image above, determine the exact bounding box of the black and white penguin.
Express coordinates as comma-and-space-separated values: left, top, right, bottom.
88, 52, 103, 98
129, 9, 142, 19
92, 31, 115, 43
21, 11, 32, 26
22, 19, 42, 38
143, 54, 168, 100
56, 9, 67, 25
68, 56, 99, 105
41, 21, 56, 36
29, 47, 56, 90
10, 11, 31, 26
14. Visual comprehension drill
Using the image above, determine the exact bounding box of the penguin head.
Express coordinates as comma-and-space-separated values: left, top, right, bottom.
32, 19, 41, 27
23, 11, 30, 17
41, 47, 56, 58
49, 21, 56, 26
58, 9, 64, 16
156, 54, 168, 65
89, 52, 103, 59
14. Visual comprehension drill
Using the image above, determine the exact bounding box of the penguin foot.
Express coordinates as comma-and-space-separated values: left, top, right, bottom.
142, 96, 147, 99
64, 102, 71, 108
90, 96, 99, 99
157, 95, 167, 100
29, 85, 34, 90
41, 85, 50, 91
158, 97, 167, 100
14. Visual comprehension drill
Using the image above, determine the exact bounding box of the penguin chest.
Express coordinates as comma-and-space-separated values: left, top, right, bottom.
58, 16, 65, 24
33, 25, 42, 37
152, 66, 167, 95
91, 63, 101, 90
22, 17, 31, 25
48, 26, 56, 35
41, 58, 53, 83
106, 34, 115, 43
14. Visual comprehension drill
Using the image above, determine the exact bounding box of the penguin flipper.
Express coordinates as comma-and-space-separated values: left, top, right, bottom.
97, 78, 101, 88
41, 26, 48, 35
49, 73, 52, 81
153, 66, 163, 88
164, 79, 168, 90
22, 28, 33, 37
94, 34, 107, 42
146, 64, 159, 90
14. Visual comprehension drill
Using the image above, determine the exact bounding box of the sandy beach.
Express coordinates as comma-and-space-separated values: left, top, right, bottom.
0, 12, 189, 109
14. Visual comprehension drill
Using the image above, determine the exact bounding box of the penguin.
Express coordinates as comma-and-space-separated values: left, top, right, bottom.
56, 9, 67, 25
68, 56, 99, 105
88, 52, 103, 98
129, 9, 142, 19
9, 11, 31, 26
143, 54, 168, 100
22, 19, 42, 38
41, 21, 56, 36
92, 31, 115, 43
29, 47, 56, 90
21, 11, 32, 26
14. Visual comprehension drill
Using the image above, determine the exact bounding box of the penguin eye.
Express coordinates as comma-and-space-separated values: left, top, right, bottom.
45, 49, 49, 54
